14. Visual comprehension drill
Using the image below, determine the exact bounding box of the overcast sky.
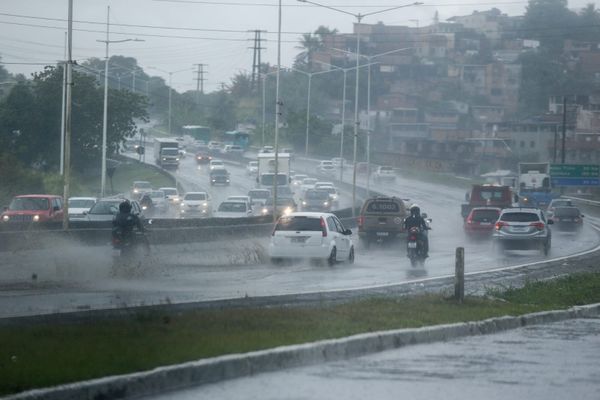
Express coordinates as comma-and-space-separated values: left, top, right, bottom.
0, 0, 592, 93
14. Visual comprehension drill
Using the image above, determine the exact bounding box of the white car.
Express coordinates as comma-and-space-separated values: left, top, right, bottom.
248, 189, 271, 206
292, 174, 308, 187
214, 201, 253, 218
314, 182, 335, 190
373, 166, 396, 182
221, 144, 244, 155
315, 186, 340, 207
159, 187, 180, 204
209, 159, 225, 170
331, 157, 346, 167
179, 192, 211, 218
260, 146, 274, 153
300, 178, 318, 194
269, 212, 355, 265
227, 196, 254, 214
207, 141, 222, 151
68, 197, 97, 220
316, 160, 336, 176
148, 190, 168, 213
246, 161, 259, 175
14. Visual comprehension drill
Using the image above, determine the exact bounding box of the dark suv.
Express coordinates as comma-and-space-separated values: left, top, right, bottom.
357, 197, 407, 247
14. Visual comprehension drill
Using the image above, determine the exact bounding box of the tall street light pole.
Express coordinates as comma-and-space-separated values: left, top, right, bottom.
97, 5, 143, 197
291, 68, 336, 157
148, 66, 192, 137
297, 0, 422, 216
273, 0, 282, 222
314, 60, 378, 183
333, 46, 412, 196
260, 70, 278, 146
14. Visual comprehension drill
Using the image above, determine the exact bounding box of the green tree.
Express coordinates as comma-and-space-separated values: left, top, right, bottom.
523, 0, 578, 54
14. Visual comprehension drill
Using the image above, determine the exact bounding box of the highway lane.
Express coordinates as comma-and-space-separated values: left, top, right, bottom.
0, 150, 598, 318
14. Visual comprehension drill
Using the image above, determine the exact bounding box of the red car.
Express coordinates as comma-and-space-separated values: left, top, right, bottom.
464, 207, 501, 237
1, 194, 64, 224
195, 152, 212, 165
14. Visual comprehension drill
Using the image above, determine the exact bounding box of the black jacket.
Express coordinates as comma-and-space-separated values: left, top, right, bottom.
112, 212, 144, 240
404, 215, 428, 231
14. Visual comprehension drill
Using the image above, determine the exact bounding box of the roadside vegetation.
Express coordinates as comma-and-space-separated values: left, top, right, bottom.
2, 272, 600, 396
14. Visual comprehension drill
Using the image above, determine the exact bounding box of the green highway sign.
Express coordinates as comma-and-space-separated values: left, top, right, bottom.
550, 164, 600, 178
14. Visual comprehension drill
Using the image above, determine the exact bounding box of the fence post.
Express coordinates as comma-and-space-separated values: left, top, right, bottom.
455, 247, 464, 303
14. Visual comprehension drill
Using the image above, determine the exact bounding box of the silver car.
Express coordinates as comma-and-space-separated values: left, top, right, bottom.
493, 207, 553, 255
85, 199, 143, 222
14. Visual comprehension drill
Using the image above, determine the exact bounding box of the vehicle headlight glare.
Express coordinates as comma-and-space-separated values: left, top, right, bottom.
33, 215, 40, 222
203, 202, 208, 207
2, 215, 9, 222
324, 202, 329, 206
262, 208, 268, 214
302, 201, 307, 205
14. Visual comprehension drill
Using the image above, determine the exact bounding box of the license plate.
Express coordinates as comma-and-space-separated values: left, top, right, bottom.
376, 232, 389, 236
408, 242, 417, 248
480, 222, 491, 226
511, 227, 529, 232
291, 237, 306, 243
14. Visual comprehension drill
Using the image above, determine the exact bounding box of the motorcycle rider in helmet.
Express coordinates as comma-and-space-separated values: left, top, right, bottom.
403, 204, 430, 256
112, 200, 145, 246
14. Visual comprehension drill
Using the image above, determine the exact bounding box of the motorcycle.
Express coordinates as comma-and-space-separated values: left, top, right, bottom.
406, 226, 427, 267
111, 223, 151, 276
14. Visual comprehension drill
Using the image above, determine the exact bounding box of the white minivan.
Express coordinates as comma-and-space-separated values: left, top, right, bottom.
269, 212, 354, 265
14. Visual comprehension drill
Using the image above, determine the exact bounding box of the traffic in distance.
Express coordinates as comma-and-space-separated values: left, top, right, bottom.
2, 138, 588, 268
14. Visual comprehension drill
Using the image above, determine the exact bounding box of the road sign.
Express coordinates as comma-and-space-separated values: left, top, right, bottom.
551, 178, 600, 186
550, 164, 600, 178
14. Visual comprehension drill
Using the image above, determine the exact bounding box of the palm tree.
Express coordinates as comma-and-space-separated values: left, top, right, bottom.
295, 33, 322, 68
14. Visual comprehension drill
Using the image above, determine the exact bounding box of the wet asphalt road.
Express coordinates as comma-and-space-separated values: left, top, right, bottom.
146, 318, 600, 400
0, 150, 599, 317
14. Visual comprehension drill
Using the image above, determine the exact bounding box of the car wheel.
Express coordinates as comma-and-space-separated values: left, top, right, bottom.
328, 247, 337, 266
348, 246, 355, 264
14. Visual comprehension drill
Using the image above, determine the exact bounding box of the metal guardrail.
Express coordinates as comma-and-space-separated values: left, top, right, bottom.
565, 196, 600, 207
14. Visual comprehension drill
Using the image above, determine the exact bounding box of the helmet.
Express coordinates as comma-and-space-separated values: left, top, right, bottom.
410, 204, 420, 217
119, 200, 132, 213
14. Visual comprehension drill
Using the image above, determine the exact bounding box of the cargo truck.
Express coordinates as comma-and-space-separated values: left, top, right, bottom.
154, 138, 180, 169
257, 152, 291, 189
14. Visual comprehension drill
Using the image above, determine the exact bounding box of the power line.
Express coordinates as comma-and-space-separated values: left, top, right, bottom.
151, 0, 531, 8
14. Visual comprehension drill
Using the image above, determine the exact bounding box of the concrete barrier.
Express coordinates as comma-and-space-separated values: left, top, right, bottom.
6, 303, 599, 400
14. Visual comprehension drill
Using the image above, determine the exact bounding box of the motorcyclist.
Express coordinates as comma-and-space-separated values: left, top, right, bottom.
112, 200, 145, 247
404, 204, 430, 256
139, 193, 153, 213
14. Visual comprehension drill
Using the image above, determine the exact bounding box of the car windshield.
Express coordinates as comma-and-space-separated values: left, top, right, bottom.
260, 174, 288, 186
500, 212, 540, 222
249, 190, 270, 199
380, 167, 393, 172
302, 179, 317, 185
218, 202, 246, 212
161, 189, 178, 196
185, 193, 206, 201
265, 198, 295, 206
551, 200, 572, 208
211, 161, 224, 165
89, 201, 120, 215
162, 148, 179, 156
306, 191, 329, 200
211, 169, 228, 176
471, 209, 500, 222
68, 199, 95, 208
9, 197, 49, 211
317, 187, 336, 194
248, 162, 258, 167
553, 207, 580, 217
150, 191, 165, 199
476, 189, 506, 201
275, 216, 321, 231
366, 201, 400, 213
134, 182, 151, 189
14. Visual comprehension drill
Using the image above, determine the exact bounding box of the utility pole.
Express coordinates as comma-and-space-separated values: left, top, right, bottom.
248, 30, 266, 91
132, 69, 136, 92
193, 63, 207, 102
561, 96, 567, 164
60, 31, 67, 175
62, 0, 73, 230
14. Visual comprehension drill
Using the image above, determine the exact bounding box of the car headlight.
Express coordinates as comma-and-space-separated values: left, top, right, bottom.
180, 202, 185, 207
32, 215, 40, 222
331, 195, 338, 199
302, 201, 307, 205
212, 179, 216, 182
133, 189, 139, 193
284, 207, 292, 215
202, 202, 208, 207
226, 179, 230, 183
180, 209, 185, 213
176, 158, 180, 161
324, 201, 329, 206
2, 215, 9, 222
163, 158, 167, 161
262, 208, 268, 214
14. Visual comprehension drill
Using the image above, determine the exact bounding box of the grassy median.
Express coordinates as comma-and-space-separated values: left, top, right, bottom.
2, 272, 600, 395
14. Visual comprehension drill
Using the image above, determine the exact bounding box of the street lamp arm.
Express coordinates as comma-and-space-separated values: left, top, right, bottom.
96, 38, 144, 44
372, 47, 413, 59
297, 0, 357, 18
362, 2, 423, 18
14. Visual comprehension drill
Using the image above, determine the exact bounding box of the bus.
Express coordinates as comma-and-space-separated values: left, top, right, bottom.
182, 125, 211, 143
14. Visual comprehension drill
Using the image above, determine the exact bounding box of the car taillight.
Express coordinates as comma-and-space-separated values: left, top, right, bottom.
495, 221, 506, 230
466, 216, 473, 224
357, 216, 364, 227
320, 217, 327, 237
530, 222, 545, 230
